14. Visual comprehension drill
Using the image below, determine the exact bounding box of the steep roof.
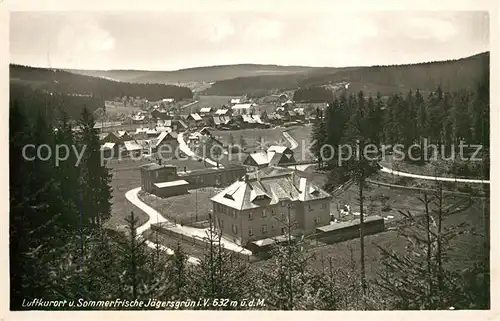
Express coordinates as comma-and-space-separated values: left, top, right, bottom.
189, 113, 203, 121
199, 107, 212, 113
215, 109, 229, 115
245, 152, 270, 166
211, 167, 330, 210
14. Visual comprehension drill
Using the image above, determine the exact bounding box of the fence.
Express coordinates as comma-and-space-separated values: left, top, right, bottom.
150, 222, 258, 262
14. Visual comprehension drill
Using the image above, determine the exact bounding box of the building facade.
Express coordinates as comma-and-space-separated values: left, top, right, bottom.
210, 167, 331, 246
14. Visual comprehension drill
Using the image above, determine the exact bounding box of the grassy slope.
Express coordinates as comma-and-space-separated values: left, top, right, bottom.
66, 64, 319, 83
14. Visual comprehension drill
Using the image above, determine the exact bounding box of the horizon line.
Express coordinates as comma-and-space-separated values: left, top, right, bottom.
10, 50, 489, 73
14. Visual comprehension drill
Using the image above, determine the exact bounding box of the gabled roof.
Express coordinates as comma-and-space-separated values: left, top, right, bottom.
155, 131, 178, 147
189, 113, 203, 121
199, 107, 212, 113
245, 152, 270, 166
124, 140, 142, 151
211, 167, 330, 210
101, 142, 116, 150
215, 109, 229, 115
231, 103, 253, 110
230, 98, 241, 104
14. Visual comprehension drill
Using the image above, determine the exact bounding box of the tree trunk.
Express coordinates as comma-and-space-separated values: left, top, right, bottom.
359, 178, 366, 295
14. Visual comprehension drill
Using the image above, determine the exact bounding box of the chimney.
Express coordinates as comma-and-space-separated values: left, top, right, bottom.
158, 157, 162, 166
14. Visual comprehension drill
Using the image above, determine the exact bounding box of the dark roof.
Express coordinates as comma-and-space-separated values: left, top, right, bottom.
139, 163, 177, 171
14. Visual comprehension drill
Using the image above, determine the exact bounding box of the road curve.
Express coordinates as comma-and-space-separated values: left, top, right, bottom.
283, 131, 299, 150
380, 165, 490, 184
177, 132, 222, 168
126, 187, 252, 264
125, 187, 201, 265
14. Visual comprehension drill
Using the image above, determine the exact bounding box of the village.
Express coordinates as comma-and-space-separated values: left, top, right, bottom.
95, 94, 394, 262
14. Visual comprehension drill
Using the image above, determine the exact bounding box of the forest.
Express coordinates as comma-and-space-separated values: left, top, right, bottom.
9, 62, 490, 310
203, 52, 488, 97
10, 64, 194, 102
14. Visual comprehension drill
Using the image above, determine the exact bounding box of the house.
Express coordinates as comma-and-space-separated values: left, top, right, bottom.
124, 140, 143, 157
156, 119, 172, 128
99, 132, 122, 145
293, 108, 306, 122
231, 103, 255, 115
243, 152, 270, 168
267, 113, 283, 125
229, 98, 241, 105
131, 113, 146, 124
199, 107, 213, 117
151, 131, 179, 159
171, 119, 188, 132
210, 167, 331, 246
215, 109, 231, 116
178, 164, 247, 189
139, 163, 188, 198
117, 130, 134, 142
186, 113, 203, 127
100, 142, 120, 159
151, 109, 171, 120
243, 145, 295, 169
213, 116, 231, 128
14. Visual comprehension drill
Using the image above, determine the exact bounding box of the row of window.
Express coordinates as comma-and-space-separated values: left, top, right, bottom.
216, 202, 328, 220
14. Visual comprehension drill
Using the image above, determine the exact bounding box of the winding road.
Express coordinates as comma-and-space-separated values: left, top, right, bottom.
379, 165, 490, 184
177, 132, 222, 168
126, 187, 252, 265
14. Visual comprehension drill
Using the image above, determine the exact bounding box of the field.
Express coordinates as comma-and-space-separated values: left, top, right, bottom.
211, 128, 291, 150
139, 187, 224, 225
253, 196, 488, 281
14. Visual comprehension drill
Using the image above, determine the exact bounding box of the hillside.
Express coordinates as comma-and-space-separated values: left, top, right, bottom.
204, 52, 489, 97
65, 64, 319, 84
10, 64, 194, 102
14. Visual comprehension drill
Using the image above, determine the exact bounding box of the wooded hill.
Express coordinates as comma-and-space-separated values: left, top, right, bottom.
10, 64, 194, 102
204, 52, 489, 97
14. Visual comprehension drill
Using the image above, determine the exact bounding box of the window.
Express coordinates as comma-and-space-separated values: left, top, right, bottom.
308, 204, 313, 212
262, 210, 267, 217
220, 220, 224, 228
321, 203, 327, 209
248, 212, 253, 221
314, 217, 321, 225
262, 225, 268, 234
271, 209, 276, 216
280, 201, 286, 207
249, 229, 254, 237
232, 224, 238, 235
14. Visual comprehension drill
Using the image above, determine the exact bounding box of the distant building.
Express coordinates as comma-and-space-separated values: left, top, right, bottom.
243, 145, 296, 169
186, 113, 203, 127
150, 131, 179, 159
100, 142, 120, 159
139, 163, 247, 197
210, 167, 331, 246
199, 107, 213, 117
231, 103, 255, 115
213, 115, 231, 128
139, 163, 188, 198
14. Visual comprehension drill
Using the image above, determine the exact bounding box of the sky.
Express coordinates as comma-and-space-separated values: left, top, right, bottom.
10, 10, 489, 71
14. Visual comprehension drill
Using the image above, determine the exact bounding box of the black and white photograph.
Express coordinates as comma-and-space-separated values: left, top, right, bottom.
7, 1, 492, 313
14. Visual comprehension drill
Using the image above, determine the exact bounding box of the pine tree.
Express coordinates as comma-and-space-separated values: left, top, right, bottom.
75, 107, 113, 227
